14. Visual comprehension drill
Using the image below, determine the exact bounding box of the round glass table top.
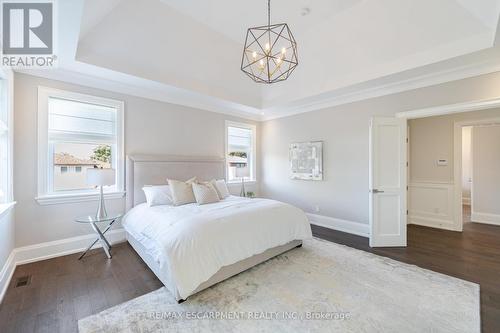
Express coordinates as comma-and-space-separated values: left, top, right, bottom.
74, 214, 123, 224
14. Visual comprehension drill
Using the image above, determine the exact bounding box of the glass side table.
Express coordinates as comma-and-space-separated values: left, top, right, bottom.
75, 214, 122, 260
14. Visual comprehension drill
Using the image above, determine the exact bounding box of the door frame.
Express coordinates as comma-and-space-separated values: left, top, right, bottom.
453, 118, 500, 230
396, 98, 500, 233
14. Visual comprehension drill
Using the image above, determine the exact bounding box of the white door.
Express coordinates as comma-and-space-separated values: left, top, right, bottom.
369, 117, 407, 247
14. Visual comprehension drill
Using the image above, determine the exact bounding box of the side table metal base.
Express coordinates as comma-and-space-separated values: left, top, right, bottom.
78, 218, 117, 260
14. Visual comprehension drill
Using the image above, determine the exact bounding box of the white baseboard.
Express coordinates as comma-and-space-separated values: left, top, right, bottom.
471, 212, 500, 226
0, 251, 16, 305
14, 228, 127, 265
408, 215, 458, 231
307, 213, 369, 238
0, 228, 126, 303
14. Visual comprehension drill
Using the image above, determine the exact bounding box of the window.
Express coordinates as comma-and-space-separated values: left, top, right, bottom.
37, 87, 124, 204
0, 74, 12, 206
225, 121, 256, 182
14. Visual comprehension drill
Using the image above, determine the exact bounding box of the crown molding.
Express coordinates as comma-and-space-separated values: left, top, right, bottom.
17, 57, 500, 123
261, 60, 500, 121
45, 0, 500, 122
16, 67, 263, 121
396, 98, 500, 119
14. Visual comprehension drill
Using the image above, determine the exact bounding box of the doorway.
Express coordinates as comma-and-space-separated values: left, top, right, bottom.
369, 103, 500, 248
456, 121, 500, 228
461, 126, 472, 226
404, 112, 500, 233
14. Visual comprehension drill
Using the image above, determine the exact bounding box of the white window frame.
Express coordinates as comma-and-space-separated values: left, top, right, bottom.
0, 68, 15, 218
225, 120, 257, 184
36, 87, 125, 205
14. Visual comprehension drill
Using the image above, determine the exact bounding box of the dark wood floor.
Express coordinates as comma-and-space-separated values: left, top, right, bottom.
0, 243, 163, 333
1, 205, 499, 332
312, 206, 500, 333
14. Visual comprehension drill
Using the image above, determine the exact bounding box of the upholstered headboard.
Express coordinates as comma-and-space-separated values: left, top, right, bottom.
126, 155, 225, 211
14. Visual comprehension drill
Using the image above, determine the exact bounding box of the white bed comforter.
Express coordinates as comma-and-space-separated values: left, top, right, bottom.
122, 196, 312, 299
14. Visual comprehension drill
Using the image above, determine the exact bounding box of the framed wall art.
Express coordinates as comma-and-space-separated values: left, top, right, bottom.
289, 141, 323, 180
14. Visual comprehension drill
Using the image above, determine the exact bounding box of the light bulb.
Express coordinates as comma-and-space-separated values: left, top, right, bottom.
281, 47, 286, 54
276, 57, 282, 64
259, 59, 265, 68
252, 51, 257, 58
265, 43, 270, 51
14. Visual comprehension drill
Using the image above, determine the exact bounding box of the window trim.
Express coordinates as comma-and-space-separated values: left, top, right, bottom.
0, 67, 14, 209
36, 86, 125, 205
225, 120, 257, 183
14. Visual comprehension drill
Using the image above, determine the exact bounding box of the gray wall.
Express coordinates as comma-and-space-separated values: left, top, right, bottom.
409, 109, 500, 183
261, 71, 500, 226
14, 73, 259, 247
12, 70, 500, 246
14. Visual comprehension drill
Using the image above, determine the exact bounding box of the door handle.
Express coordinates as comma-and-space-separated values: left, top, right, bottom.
370, 189, 385, 193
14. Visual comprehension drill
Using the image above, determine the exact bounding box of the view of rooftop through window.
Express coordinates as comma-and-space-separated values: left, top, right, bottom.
227, 125, 253, 181
48, 97, 117, 193
53, 143, 111, 191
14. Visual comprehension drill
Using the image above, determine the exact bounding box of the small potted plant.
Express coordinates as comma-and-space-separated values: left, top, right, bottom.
246, 191, 255, 198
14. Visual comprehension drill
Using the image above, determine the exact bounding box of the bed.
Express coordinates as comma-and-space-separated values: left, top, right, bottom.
123, 155, 312, 302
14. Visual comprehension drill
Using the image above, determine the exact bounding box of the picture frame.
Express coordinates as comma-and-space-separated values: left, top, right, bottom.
289, 141, 323, 180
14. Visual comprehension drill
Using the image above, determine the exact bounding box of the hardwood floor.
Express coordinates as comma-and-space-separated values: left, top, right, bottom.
1, 206, 499, 332
0, 244, 163, 333
312, 206, 500, 333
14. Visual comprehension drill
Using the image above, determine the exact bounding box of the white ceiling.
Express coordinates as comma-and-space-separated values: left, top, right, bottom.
263, 0, 500, 107
159, 0, 362, 43
77, 0, 263, 108
20, 0, 500, 120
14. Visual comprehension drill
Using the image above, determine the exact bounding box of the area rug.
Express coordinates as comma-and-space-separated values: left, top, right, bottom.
78, 238, 480, 333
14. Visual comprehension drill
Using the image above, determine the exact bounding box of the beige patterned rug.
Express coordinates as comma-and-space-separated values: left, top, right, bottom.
79, 238, 480, 333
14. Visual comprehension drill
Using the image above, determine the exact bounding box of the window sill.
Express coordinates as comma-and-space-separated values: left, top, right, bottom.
0, 201, 16, 219
36, 191, 125, 206
227, 180, 257, 186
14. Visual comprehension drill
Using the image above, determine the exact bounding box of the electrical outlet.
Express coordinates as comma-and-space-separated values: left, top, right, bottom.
315, 205, 320, 213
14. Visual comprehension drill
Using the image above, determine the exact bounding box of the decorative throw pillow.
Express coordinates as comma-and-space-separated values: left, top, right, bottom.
142, 185, 173, 207
210, 179, 230, 199
192, 182, 220, 205
168, 177, 197, 206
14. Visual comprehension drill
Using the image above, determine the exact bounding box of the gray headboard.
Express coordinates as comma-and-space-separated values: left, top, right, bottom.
126, 154, 225, 211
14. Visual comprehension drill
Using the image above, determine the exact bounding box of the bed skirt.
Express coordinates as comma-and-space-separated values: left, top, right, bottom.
126, 232, 302, 301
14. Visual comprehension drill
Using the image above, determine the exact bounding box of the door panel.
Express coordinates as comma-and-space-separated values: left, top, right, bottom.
369, 117, 407, 247
376, 194, 401, 235
376, 125, 401, 188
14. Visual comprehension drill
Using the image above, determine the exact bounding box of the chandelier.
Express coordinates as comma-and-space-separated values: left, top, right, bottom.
241, 0, 298, 84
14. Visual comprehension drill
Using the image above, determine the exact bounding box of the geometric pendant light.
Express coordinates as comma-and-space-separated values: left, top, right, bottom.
241, 0, 298, 84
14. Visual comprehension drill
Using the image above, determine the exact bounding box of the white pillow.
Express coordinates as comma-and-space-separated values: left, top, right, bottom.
168, 177, 197, 206
192, 182, 220, 205
211, 179, 230, 199
142, 185, 173, 207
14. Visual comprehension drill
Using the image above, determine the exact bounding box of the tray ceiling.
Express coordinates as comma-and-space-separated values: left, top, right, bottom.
21, 0, 500, 120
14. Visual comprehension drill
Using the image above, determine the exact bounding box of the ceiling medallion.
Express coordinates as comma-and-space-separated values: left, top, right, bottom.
241, 0, 298, 84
